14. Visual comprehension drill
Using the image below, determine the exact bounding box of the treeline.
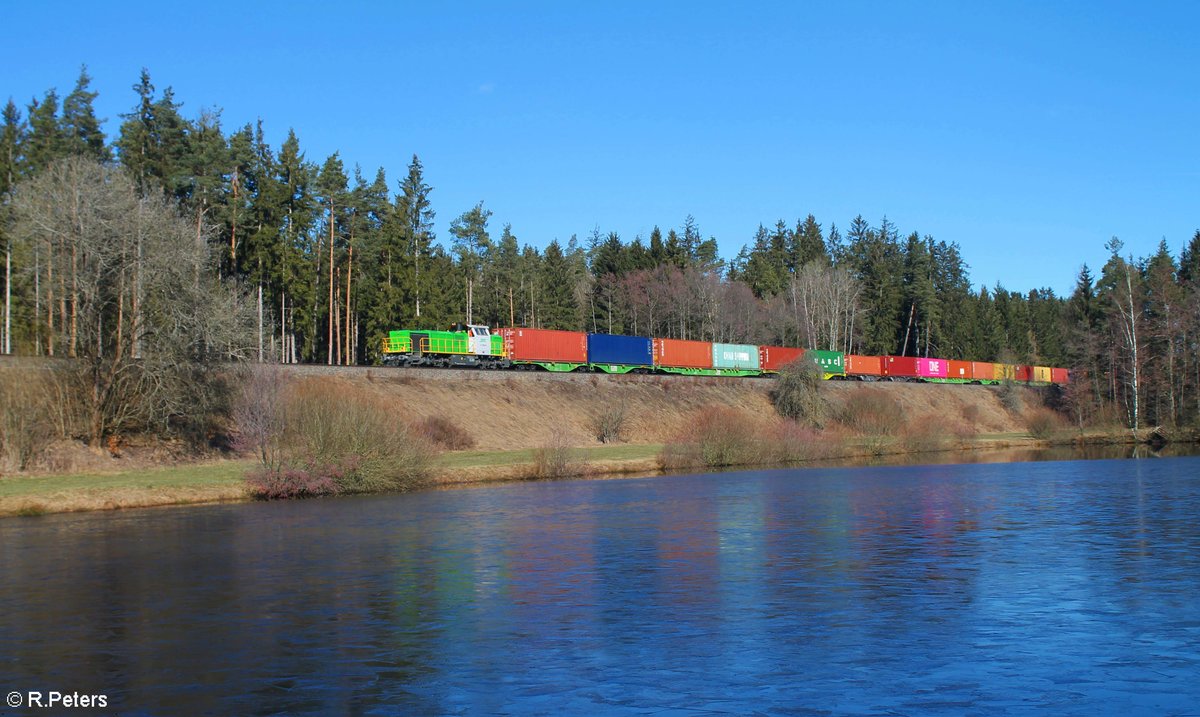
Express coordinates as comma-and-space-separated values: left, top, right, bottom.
2, 67, 1199, 431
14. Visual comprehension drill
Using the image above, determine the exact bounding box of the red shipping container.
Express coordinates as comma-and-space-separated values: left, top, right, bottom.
654, 338, 713, 369
846, 354, 882, 377
500, 327, 587, 364
970, 361, 995, 382
759, 346, 805, 372
948, 360, 972, 380
1051, 367, 1070, 384
882, 355, 920, 379
1013, 365, 1032, 382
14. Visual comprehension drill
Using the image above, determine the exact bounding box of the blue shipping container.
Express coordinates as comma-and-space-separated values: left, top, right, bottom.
712, 343, 761, 370
587, 333, 653, 366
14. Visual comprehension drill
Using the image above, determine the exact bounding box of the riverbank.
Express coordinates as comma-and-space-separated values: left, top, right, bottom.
2, 367, 1190, 517
1, 430, 1179, 518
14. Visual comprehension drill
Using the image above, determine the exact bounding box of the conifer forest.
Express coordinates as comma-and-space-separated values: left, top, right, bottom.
3, 68, 1199, 431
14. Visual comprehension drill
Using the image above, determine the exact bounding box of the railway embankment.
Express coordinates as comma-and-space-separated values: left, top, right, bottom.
0, 366, 1186, 517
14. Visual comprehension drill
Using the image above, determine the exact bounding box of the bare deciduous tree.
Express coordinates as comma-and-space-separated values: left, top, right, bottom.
13, 157, 255, 446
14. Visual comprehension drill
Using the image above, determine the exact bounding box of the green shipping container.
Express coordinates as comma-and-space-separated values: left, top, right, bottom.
711, 343, 761, 370
807, 350, 845, 378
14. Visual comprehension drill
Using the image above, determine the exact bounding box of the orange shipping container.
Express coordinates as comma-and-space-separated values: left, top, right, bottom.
500, 327, 588, 364
846, 354, 882, 377
654, 338, 714, 369
759, 346, 805, 372
1051, 367, 1070, 384
947, 360, 972, 380
970, 362, 995, 382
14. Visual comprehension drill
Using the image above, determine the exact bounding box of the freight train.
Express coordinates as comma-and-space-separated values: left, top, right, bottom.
381, 324, 1070, 386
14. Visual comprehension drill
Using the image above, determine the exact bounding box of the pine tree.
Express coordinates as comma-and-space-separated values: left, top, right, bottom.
395, 155, 434, 319
315, 153, 348, 364
449, 202, 492, 323
60, 66, 108, 162
1, 100, 26, 355
25, 90, 64, 173
540, 239, 577, 329
792, 214, 828, 267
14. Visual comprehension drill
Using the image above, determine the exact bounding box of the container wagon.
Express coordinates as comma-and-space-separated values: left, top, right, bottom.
501, 328, 588, 371
846, 354, 882, 380
654, 338, 715, 375
587, 334, 654, 373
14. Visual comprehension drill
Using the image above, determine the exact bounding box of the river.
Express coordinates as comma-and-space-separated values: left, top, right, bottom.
2, 454, 1198, 715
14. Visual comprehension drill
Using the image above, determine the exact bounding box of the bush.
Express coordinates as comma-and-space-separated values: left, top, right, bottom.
837, 389, 902, 436
590, 402, 628, 443
898, 412, 950, 453
242, 380, 438, 498
770, 359, 826, 427
0, 365, 62, 472
532, 437, 581, 479
997, 381, 1024, 413
659, 406, 761, 470
767, 420, 841, 463
245, 461, 342, 499
415, 416, 476, 450
1025, 406, 1066, 440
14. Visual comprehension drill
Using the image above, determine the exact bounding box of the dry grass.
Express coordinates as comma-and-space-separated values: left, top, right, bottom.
0, 461, 249, 517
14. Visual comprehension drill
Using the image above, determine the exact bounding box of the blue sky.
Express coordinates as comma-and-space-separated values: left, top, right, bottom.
3, 1, 1197, 295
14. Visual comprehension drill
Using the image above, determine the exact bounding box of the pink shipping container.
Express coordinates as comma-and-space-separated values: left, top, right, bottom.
759, 346, 805, 372
500, 327, 587, 364
1051, 367, 1070, 384
846, 354, 883, 377
971, 362, 996, 382
916, 357, 949, 378
654, 338, 714, 369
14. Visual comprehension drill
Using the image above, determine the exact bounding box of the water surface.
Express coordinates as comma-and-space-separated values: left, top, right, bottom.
2, 456, 1198, 715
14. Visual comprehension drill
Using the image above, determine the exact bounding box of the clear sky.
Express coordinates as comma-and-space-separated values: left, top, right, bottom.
3, 1, 1197, 296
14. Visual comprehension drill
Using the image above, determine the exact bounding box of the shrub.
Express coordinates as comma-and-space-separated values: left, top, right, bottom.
245, 461, 342, 499
767, 419, 841, 463
898, 412, 950, 453
837, 389, 902, 436
532, 437, 581, 479
770, 359, 826, 427
243, 380, 438, 498
590, 402, 628, 443
415, 415, 476, 450
232, 366, 289, 471
1025, 406, 1066, 440
997, 381, 1024, 413
0, 365, 61, 472
659, 406, 761, 470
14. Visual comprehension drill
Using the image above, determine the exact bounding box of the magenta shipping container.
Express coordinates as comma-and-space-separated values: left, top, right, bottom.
916, 357, 949, 378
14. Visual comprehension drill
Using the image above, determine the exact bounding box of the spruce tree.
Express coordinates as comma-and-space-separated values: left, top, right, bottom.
60, 66, 108, 162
